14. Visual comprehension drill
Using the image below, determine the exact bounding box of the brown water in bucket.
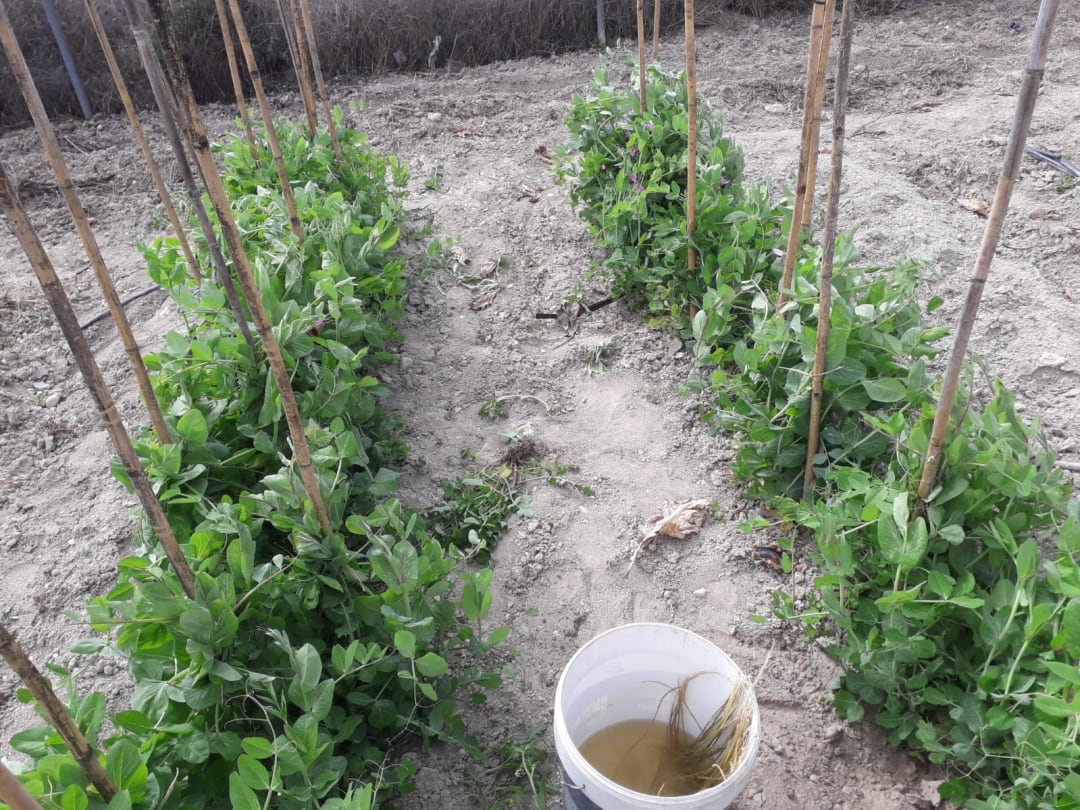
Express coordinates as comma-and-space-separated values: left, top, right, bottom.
578, 719, 700, 797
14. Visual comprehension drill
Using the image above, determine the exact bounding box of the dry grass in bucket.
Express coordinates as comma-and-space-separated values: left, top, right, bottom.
665, 671, 756, 790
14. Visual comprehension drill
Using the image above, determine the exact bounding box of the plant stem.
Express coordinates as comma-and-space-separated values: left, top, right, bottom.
636, 0, 647, 109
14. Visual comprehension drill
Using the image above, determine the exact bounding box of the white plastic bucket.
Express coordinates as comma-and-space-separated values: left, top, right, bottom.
554, 623, 760, 810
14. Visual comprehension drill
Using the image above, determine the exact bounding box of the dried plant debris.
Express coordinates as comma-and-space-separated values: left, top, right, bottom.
631, 499, 712, 568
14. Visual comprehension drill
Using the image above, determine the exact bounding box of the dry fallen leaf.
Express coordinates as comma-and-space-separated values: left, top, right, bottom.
959, 197, 990, 218
1029, 209, 1062, 220
475, 257, 499, 279
534, 144, 554, 162
517, 185, 544, 203
630, 499, 711, 569
449, 124, 481, 137
470, 290, 499, 310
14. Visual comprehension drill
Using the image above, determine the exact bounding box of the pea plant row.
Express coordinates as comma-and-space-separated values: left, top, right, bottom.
555, 65, 1080, 810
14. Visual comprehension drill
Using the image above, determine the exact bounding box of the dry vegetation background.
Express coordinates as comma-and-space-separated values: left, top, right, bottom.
0, 0, 905, 128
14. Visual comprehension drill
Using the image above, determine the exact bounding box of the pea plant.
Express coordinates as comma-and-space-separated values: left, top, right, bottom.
555, 64, 787, 330
557, 64, 1080, 808
6, 119, 509, 810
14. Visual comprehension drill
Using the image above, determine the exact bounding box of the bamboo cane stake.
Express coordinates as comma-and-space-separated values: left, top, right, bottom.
0, 163, 196, 597
918, 0, 1061, 502
0, 762, 42, 810
297, 0, 342, 162
274, 0, 301, 91
137, 0, 332, 534
82, 0, 200, 285
636, 0, 647, 109
130, 39, 258, 357
216, 0, 304, 242
0, 623, 116, 802
778, 0, 833, 306
286, 0, 319, 138
800, 0, 837, 231
212, 0, 255, 149
652, 0, 661, 59
803, 0, 854, 500
0, 0, 172, 447
685, 0, 697, 274
0, 759, 44, 810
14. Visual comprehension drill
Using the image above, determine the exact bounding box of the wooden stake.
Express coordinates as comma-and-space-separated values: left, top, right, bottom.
918, 0, 1061, 502
82, 0, 200, 285
297, 0, 342, 162
685, 0, 697, 274
286, 0, 319, 137
652, 0, 661, 60
0, 0, 172, 446
138, 0, 332, 534
803, 0, 854, 500
801, 0, 837, 231
0, 758, 44, 810
778, 0, 834, 306
218, 0, 304, 242
212, 0, 255, 149
0, 624, 117, 802
0, 161, 196, 598
126, 30, 258, 357
275, 0, 302, 92
636, 0, 647, 108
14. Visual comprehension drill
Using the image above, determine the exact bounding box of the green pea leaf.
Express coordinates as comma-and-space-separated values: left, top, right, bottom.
237, 754, 270, 790
861, 377, 908, 403
1060, 598, 1080, 657
229, 772, 261, 810
240, 737, 276, 760
415, 652, 448, 678
394, 630, 416, 659
176, 408, 209, 445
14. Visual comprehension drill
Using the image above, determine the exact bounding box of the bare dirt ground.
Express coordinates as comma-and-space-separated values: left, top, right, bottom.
2, 0, 1079, 807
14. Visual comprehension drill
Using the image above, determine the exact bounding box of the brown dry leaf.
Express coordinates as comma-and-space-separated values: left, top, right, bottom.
475, 257, 499, 279
959, 197, 990, 218
518, 185, 544, 203
1029, 209, 1062, 220
470, 290, 499, 310
534, 144, 554, 162
452, 244, 471, 267
630, 499, 711, 569
449, 124, 481, 137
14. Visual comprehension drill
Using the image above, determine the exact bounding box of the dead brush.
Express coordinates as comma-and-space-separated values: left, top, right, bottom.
664, 671, 755, 790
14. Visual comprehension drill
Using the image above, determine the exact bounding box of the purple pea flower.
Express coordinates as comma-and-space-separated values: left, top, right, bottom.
630, 146, 639, 158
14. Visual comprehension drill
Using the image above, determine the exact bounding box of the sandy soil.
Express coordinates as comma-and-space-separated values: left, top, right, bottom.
1, 0, 1079, 807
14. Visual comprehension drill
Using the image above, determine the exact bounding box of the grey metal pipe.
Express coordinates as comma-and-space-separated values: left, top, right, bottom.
39, 0, 93, 118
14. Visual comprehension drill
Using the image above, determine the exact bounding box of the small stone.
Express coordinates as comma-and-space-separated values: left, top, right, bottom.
44, 434, 55, 453
400, 356, 414, 372
692, 587, 707, 597
1036, 352, 1066, 369
808, 773, 819, 783
45, 392, 62, 408
666, 337, 683, 357
764, 102, 785, 114
426, 111, 443, 123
